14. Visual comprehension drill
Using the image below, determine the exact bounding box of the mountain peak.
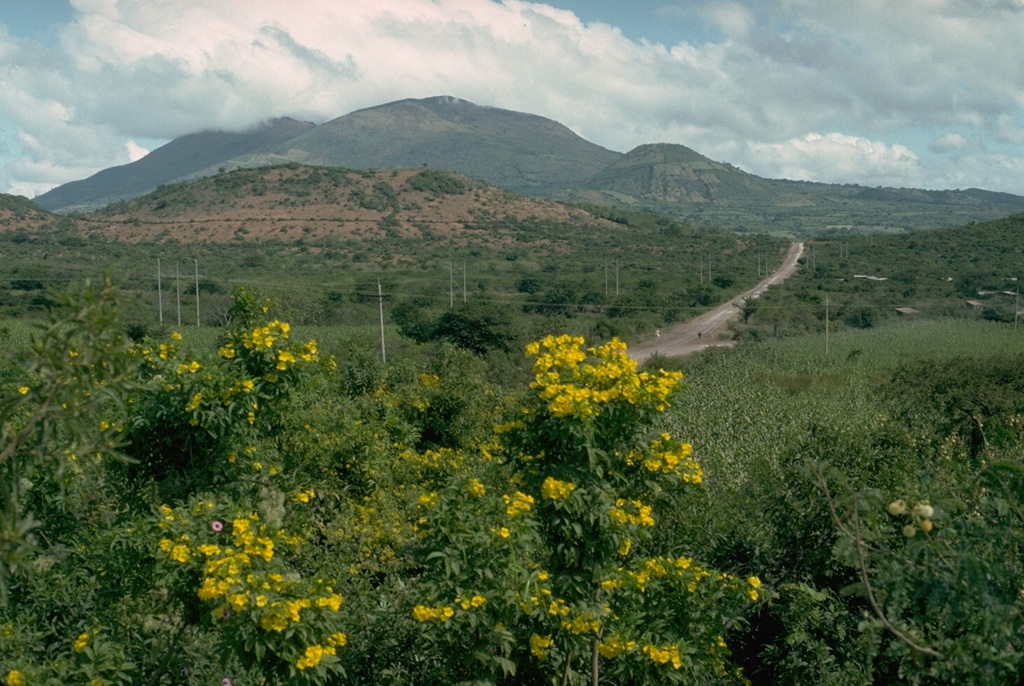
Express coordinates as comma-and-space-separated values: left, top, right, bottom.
423, 95, 477, 106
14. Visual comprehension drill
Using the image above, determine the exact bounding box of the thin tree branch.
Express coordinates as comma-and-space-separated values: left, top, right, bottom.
818, 474, 945, 660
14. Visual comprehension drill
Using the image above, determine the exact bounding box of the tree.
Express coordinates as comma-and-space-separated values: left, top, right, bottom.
434, 303, 514, 355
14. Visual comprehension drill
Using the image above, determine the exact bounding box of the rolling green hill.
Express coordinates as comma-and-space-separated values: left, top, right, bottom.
562, 143, 1024, 235
0, 193, 50, 219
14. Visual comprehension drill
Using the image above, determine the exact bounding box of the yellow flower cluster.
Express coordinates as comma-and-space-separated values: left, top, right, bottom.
294, 632, 348, 670
608, 499, 655, 527
547, 598, 571, 617
643, 642, 682, 669
158, 342, 176, 360
159, 536, 192, 563
493, 419, 525, 434
620, 556, 710, 593
245, 320, 291, 349
601, 577, 624, 591
526, 335, 683, 418
597, 635, 637, 659
514, 574, 555, 615
412, 604, 455, 622
297, 644, 332, 670
292, 488, 315, 503
467, 478, 486, 498
641, 434, 703, 483
400, 447, 467, 485
220, 378, 255, 404
156, 506, 343, 638
530, 633, 553, 659
6, 670, 25, 686
747, 576, 761, 601
457, 594, 487, 610
502, 491, 535, 516
226, 320, 319, 376
561, 612, 601, 635
175, 360, 201, 374
276, 349, 296, 371
540, 476, 576, 500
73, 630, 94, 653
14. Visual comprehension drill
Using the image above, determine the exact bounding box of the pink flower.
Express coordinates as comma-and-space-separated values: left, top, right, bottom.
222, 679, 232, 686
211, 520, 223, 532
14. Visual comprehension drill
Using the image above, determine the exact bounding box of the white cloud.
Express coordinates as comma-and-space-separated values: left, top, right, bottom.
0, 0, 1023, 196
930, 132, 969, 154
698, 1, 756, 38
740, 133, 926, 188
125, 139, 148, 161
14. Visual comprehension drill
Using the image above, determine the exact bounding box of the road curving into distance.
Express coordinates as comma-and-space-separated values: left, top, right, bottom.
628, 242, 805, 363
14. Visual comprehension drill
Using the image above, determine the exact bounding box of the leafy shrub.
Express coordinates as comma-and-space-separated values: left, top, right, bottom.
409, 335, 763, 684
405, 169, 467, 197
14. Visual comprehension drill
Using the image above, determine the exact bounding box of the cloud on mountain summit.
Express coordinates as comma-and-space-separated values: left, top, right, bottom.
1, 0, 1023, 196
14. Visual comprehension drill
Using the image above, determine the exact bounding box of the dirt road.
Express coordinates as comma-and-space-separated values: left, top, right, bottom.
629, 242, 805, 363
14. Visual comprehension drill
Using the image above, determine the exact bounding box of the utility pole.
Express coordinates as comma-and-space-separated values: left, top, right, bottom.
378, 279, 386, 364
157, 258, 163, 324
449, 261, 454, 307
194, 258, 200, 326
463, 263, 466, 304
176, 264, 181, 327
699, 254, 703, 284
825, 296, 830, 356
605, 261, 609, 295
615, 261, 619, 296
1016, 289, 1020, 332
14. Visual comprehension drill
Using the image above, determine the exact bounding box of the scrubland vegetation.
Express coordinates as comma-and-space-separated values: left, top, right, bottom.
2, 276, 1023, 685
3, 168, 1024, 684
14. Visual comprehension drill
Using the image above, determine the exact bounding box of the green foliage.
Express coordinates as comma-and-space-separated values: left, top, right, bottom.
8, 274, 1024, 685
882, 352, 1024, 459
744, 215, 1024, 338
669, 319, 1024, 683
405, 169, 467, 197
409, 335, 762, 684
0, 276, 133, 601
434, 303, 515, 355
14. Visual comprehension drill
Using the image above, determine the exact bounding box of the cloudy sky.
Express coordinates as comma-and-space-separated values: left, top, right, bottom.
2, 0, 1023, 199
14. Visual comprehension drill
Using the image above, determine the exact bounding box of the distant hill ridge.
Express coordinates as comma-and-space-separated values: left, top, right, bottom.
35, 118, 316, 213
31, 96, 1024, 234
12, 164, 629, 245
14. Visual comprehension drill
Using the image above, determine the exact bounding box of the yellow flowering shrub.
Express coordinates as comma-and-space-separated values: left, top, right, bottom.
154, 496, 347, 680
410, 335, 763, 685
